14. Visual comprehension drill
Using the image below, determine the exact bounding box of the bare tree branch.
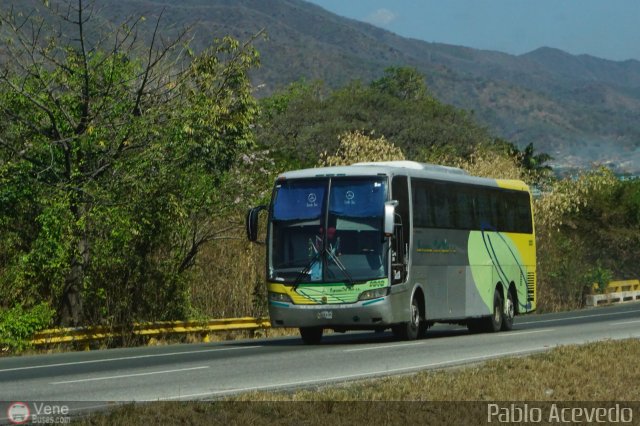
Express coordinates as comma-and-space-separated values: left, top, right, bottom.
75, 0, 91, 135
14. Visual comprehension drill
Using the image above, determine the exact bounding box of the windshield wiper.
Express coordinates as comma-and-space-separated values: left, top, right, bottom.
292, 243, 323, 291
292, 236, 355, 290
326, 246, 354, 287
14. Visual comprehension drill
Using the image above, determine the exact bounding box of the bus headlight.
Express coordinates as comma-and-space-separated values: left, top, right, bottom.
269, 292, 293, 304
358, 287, 389, 301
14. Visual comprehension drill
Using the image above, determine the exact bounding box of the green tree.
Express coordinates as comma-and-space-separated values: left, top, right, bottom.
256, 68, 493, 169
0, 1, 259, 326
370, 66, 427, 100
516, 142, 553, 181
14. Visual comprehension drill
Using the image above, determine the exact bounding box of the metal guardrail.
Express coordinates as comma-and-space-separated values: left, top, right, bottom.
585, 279, 640, 307
29, 317, 271, 348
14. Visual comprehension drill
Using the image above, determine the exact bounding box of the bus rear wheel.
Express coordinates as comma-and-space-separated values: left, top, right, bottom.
392, 295, 421, 341
299, 327, 323, 344
487, 289, 504, 332
501, 289, 515, 331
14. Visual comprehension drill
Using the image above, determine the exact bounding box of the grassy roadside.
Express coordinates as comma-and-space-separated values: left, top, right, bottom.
79, 338, 640, 425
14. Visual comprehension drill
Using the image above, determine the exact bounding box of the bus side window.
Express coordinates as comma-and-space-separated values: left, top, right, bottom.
432, 183, 451, 228
477, 189, 497, 230
515, 192, 533, 234
412, 181, 429, 228
502, 193, 516, 232
454, 186, 475, 230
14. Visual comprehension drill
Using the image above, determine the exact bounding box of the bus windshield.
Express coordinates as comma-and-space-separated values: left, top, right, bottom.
269, 177, 388, 284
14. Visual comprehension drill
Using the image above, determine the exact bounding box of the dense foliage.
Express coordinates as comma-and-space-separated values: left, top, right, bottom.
535, 170, 640, 310
0, 1, 259, 340
256, 67, 493, 170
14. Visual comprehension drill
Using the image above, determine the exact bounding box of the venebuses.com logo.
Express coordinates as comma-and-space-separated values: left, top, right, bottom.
6, 402, 30, 424
4, 401, 71, 424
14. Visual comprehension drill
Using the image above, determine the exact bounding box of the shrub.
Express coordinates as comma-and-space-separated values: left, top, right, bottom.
534, 168, 635, 310
318, 131, 405, 166
0, 303, 54, 353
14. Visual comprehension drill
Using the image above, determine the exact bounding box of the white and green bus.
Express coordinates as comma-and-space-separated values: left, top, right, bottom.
246, 161, 536, 344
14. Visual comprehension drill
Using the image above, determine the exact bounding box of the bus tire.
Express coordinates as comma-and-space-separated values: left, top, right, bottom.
487, 288, 504, 332
501, 288, 516, 331
392, 295, 421, 341
299, 327, 323, 344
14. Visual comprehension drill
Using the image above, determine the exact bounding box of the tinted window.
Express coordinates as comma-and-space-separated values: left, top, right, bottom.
272, 179, 326, 220
412, 179, 532, 233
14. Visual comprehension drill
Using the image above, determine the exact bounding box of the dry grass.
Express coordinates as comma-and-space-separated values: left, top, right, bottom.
190, 224, 267, 319
80, 338, 640, 425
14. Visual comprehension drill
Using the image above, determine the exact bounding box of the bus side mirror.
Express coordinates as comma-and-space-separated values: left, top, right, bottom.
246, 205, 267, 243
384, 200, 398, 237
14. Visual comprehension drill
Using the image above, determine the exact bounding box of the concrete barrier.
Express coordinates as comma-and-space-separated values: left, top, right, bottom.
584, 279, 640, 307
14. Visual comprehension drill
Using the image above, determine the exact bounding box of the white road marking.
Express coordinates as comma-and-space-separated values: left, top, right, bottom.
50, 366, 209, 385
158, 348, 545, 400
611, 319, 640, 326
0, 346, 261, 373
345, 329, 553, 352
495, 329, 553, 337
344, 341, 426, 352
517, 308, 640, 325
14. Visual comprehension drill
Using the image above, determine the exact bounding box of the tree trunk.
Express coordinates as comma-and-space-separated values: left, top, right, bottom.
60, 207, 89, 326
60, 262, 84, 326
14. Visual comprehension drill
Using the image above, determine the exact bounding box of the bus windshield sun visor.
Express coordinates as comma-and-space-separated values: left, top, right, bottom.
329, 180, 385, 217
273, 181, 326, 221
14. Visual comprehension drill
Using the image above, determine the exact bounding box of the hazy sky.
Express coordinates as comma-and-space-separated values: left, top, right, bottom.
306, 0, 640, 62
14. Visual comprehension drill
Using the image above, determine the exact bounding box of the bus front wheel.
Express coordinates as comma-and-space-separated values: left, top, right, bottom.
299, 327, 323, 344
392, 295, 421, 341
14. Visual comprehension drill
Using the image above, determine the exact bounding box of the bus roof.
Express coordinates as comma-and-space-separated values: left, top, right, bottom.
277, 161, 530, 192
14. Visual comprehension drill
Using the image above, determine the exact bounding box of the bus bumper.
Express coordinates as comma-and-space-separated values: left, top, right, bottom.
268, 297, 396, 329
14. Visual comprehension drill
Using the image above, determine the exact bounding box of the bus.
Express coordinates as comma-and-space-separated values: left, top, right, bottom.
246, 161, 536, 344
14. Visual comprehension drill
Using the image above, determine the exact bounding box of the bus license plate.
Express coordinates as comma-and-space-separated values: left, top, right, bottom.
317, 310, 333, 320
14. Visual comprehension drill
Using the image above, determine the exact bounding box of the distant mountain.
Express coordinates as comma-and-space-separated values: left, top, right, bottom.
5, 0, 640, 172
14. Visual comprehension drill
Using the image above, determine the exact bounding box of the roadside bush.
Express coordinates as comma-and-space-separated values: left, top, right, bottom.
318, 131, 405, 166
0, 303, 54, 353
187, 151, 278, 319
190, 227, 267, 319
534, 168, 638, 311
583, 264, 614, 294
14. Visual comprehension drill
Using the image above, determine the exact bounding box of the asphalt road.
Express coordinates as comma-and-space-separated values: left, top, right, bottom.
1, 302, 639, 408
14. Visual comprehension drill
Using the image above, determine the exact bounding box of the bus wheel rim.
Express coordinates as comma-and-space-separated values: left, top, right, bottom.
411, 300, 419, 328
506, 296, 514, 320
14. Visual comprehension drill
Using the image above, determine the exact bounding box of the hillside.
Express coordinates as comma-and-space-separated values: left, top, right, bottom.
5, 0, 640, 172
